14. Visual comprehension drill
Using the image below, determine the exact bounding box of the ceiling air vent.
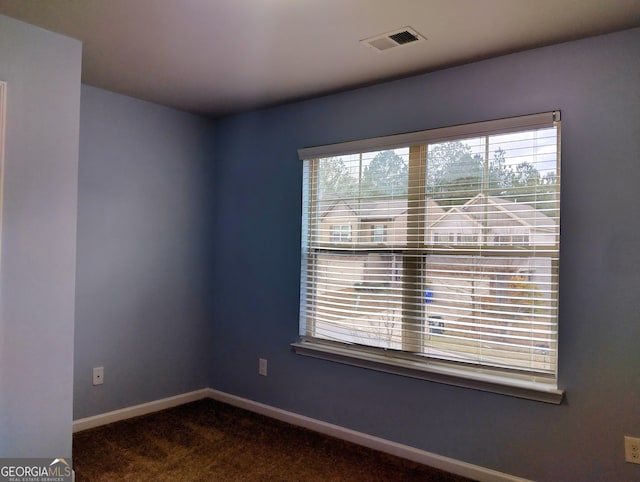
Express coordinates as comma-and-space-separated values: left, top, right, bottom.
361, 27, 426, 52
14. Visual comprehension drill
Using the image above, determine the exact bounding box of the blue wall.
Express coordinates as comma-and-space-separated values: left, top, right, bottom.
74, 85, 215, 419
210, 28, 640, 481
0, 16, 81, 458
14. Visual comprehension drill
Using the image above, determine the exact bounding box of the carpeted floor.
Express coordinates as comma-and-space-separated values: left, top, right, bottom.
73, 398, 476, 481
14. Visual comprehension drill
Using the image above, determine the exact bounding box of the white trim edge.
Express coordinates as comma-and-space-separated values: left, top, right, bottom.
0, 81, 7, 261
205, 388, 532, 482
72, 388, 211, 433
73, 387, 532, 482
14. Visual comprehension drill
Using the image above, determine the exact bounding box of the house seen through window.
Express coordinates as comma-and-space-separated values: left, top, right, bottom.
297, 112, 561, 401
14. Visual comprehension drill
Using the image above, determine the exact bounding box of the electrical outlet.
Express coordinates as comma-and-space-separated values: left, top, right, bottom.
259, 358, 267, 376
625, 436, 640, 464
93, 366, 104, 385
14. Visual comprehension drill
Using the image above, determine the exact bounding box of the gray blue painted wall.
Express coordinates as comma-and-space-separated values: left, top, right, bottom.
0, 16, 81, 458
74, 85, 214, 419
210, 28, 640, 481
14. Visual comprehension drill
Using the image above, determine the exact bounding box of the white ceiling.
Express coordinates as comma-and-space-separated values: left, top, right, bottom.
2, 0, 640, 117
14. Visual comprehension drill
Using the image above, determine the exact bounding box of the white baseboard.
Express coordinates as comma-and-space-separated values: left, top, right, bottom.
73, 387, 531, 482
204, 388, 531, 482
72, 388, 211, 433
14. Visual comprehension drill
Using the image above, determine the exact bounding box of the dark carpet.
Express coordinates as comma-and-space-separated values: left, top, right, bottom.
73, 398, 475, 481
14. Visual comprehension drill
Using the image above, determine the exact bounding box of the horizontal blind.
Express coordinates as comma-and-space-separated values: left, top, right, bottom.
300, 113, 560, 380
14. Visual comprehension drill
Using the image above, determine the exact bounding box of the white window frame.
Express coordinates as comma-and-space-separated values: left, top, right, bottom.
295, 112, 563, 404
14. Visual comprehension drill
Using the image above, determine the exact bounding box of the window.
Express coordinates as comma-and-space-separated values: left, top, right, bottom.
460, 234, 478, 244
513, 235, 530, 246
372, 224, 386, 243
330, 225, 352, 242
296, 112, 562, 403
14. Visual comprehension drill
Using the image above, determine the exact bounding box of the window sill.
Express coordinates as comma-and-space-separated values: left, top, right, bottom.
292, 340, 564, 404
